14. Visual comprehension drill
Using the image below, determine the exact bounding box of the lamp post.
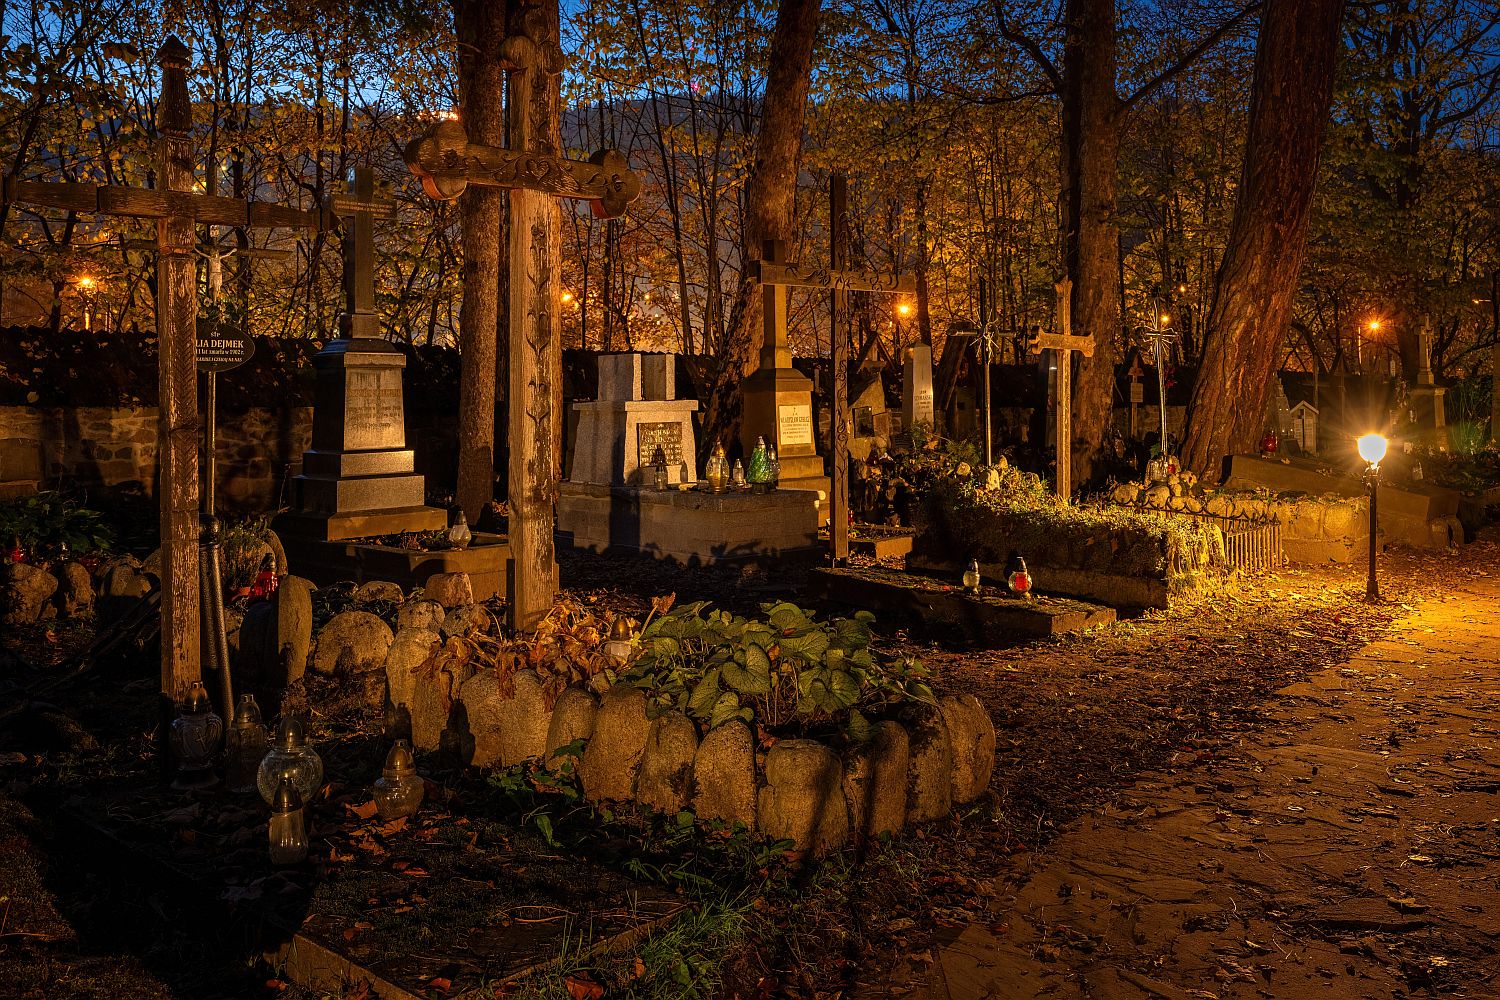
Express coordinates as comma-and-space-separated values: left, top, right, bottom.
1142, 298, 1177, 464
1357, 432, 1388, 601
76, 276, 98, 332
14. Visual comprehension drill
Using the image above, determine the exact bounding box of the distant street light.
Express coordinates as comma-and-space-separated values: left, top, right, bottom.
1357, 432, 1388, 601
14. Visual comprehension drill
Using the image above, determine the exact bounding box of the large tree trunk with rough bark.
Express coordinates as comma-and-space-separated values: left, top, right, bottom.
1060, 0, 1121, 491
701, 0, 822, 457
1181, 0, 1345, 481
452, 0, 506, 522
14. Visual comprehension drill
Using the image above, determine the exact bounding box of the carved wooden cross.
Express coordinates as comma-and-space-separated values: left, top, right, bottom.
748, 176, 916, 561
1027, 277, 1094, 503
404, 29, 642, 630
1, 36, 320, 704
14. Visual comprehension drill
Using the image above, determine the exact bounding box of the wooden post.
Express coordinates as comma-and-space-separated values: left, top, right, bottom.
1028, 277, 1093, 504
505, 31, 562, 631
830, 175, 851, 564
403, 25, 639, 632
155, 37, 202, 701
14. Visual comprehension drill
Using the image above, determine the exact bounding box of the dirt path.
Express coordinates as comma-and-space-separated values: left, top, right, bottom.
894, 574, 1500, 999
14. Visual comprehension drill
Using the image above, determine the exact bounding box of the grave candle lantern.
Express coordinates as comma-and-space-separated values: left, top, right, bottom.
257, 715, 325, 805
170, 681, 223, 789
268, 774, 309, 866
704, 442, 730, 493
767, 445, 781, 490
651, 445, 670, 491
226, 693, 268, 793
1008, 557, 1033, 601
963, 558, 981, 594
730, 459, 747, 490
746, 436, 773, 492
603, 617, 634, 665
448, 508, 473, 550
372, 739, 424, 820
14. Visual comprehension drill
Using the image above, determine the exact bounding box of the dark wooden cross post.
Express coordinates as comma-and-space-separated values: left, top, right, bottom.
405, 32, 641, 631
750, 175, 915, 561
1028, 277, 1094, 503
2, 36, 320, 705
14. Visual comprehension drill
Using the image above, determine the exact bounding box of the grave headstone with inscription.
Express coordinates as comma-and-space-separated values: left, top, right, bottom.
1407, 318, 1446, 444
569, 354, 698, 487
901, 343, 935, 435
558, 352, 819, 566
274, 169, 445, 542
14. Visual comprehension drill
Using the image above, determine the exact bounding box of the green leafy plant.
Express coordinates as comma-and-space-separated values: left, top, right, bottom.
624, 600, 935, 736
0, 491, 114, 557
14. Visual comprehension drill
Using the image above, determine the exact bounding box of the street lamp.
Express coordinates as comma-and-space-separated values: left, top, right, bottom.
76, 276, 98, 332
1357, 432, 1388, 601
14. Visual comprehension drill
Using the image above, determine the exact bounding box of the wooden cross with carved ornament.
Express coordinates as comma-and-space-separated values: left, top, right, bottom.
1, 36, 321, 707
403, 26, 642, 630
1027, 276, 1094, 503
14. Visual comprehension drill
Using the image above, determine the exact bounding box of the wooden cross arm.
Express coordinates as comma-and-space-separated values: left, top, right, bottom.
750, 259, 917, 294
404, 118, 641, 219
1031, 332, 1096, 358
2, 175, 321, 230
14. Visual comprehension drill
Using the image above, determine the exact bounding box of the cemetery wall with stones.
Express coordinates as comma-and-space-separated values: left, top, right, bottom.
223, 570, 997, 857
0, 404, 312, 509
1110, 480, 1370, 563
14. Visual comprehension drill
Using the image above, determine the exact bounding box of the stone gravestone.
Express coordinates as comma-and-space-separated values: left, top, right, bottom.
569, 354, 698, 487
901, 343, 935, 435
274, 170, 445, 542
1407, 318, 1446, 444
557, 352, 819, 565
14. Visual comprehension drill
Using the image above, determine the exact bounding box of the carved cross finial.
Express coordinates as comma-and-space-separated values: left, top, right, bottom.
328, 166, 394, 340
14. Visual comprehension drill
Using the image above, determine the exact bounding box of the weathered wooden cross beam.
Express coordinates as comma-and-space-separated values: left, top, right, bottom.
746, 177, 915, 561
1, 36, 320, 705
403, 27, 643, 630
1027, 277, 1094, 503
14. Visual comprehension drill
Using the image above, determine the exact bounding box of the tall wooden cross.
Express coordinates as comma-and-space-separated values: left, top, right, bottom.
1, 36, 320, 704
1028, 277, 1094, 503
748, 175, 916, 561
405, 28, 642, 630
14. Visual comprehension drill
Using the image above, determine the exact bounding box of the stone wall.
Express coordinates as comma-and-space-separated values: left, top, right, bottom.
0, 405, 312, 511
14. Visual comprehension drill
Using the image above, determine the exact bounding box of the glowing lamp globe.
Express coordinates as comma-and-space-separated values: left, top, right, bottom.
1357, 433, 1388, 466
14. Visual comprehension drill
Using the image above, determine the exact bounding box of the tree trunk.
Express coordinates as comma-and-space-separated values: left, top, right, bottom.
1181, 0, 1345, 480
452, 0, 507, 522
1060, 0, 1121, 491
701, 0, 822, 457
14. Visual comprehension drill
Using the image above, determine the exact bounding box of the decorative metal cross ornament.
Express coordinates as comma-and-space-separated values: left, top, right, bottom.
1027, 277, 1094, 503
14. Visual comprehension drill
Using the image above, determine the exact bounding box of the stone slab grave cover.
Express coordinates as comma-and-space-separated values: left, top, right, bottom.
1223, 454, 1462, 551
570, 353, 697, 487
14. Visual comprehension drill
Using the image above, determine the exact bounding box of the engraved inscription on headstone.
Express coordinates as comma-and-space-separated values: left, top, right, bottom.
779, 403, 813, 447
343, 369, 400, 452
636, 422, 684, 469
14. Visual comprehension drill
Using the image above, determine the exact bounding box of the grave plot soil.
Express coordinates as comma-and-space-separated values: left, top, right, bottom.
3, 544, 1495, 1000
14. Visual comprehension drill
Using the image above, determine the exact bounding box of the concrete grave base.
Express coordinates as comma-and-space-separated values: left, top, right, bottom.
806, 566, 1117, 640
557, 483, 821, 566
271, 527, 511, 602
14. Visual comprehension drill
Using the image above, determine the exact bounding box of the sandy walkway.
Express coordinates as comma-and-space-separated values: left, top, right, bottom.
897, 574, 1500, 999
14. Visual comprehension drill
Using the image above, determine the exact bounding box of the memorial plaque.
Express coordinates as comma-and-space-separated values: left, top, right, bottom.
778, 403, 813, 447
195, 322, 253, 373
343, 369, 403, 452
636, 422, 683, 468
854, 405, 875, 437
1130, 382, 1144, 404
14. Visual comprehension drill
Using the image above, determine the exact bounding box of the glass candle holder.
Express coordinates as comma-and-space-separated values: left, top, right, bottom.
372, 739, 424, 821
257, 715, 324, 806
226, 694, 268, 793
170, 681, 223, 790
448, 509, 472, 550
704, 442, 729, 493
602, 616, 634, 666
268, 774, 309, 866
962, 558, 981, 594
